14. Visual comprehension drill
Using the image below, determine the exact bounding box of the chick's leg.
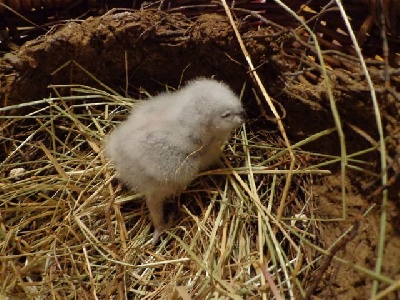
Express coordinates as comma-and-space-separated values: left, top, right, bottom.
146, 192, 173, 245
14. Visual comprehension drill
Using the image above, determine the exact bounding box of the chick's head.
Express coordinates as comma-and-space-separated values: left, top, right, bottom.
181, 78, 244, 138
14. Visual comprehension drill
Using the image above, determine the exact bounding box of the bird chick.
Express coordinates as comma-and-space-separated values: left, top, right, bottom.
105, 78, 244, 244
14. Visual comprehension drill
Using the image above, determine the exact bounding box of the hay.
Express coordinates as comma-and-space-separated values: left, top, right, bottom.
0, 80, 342, 298
0, 75, 388, 298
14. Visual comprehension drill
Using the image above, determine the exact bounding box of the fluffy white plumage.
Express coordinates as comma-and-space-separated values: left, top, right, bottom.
105, 78, 244, 244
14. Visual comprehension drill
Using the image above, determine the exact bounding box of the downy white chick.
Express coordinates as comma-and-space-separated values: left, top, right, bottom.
105, 78, 244, 244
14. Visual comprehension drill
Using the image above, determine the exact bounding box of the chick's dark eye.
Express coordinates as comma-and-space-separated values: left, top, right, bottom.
221, 111, 231, 118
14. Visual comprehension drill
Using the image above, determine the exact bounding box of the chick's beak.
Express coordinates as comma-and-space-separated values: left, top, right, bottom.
234, 109, 245, 125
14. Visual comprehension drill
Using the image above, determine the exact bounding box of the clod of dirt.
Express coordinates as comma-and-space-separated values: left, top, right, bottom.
0, 11, 276, 105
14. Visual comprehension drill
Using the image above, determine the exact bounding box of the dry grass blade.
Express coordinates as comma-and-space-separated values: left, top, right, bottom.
333, 1, 389, 296
220, 0, 297, 228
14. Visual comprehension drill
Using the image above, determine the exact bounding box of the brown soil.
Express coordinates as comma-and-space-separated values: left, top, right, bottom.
313, 175, 400, 299
1, 9, 399, 299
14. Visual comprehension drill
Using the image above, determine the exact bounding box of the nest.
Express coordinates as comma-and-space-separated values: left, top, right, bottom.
1, 84, 332, 298
1, 1, 400, 299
